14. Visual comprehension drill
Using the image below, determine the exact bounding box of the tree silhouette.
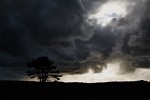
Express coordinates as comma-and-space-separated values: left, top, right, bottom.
26, 56, 63, 82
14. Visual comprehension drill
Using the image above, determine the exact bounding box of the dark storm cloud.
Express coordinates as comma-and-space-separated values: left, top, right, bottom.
123, 0, 150, 69
0, 0, 150, 80
97, 0, 150, 74
67, 25, 120, 73
0, 67, 26, 80
0, 0, 108, 78
79, 0, 150, 74
0, 0, 86, 59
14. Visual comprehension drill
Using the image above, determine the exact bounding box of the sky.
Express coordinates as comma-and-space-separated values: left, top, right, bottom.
0, 0, 150, 82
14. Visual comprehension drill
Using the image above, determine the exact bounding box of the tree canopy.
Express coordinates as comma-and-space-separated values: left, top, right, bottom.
26, 56, 63, 82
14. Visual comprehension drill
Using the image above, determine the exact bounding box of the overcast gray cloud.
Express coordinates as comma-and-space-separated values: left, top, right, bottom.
0, 0, 150, 81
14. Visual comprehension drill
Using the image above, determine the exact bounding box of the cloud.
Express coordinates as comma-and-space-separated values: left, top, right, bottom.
123, 0, 150, 69
0, 0, 150, 81
0, 0, 98, 79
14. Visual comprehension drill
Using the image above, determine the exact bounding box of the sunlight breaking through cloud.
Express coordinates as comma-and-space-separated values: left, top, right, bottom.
88, 0, 135, 26
61, 63, 150, 83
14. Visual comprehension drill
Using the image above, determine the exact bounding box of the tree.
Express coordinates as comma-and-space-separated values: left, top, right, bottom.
26, 56, 63, 82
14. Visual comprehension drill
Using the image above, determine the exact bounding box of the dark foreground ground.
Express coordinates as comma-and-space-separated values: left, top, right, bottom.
0, 80, 150, 100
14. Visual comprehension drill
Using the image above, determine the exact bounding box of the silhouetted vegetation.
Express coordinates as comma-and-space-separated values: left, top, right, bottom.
26, 56, 63, 82
0, 80, 150, 99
